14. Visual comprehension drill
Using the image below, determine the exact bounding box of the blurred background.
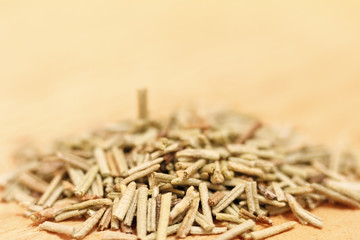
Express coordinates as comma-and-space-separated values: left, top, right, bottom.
1, 0, 360, 171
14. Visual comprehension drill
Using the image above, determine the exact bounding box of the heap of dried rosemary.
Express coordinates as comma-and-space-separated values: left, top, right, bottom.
1, 89, 360, 240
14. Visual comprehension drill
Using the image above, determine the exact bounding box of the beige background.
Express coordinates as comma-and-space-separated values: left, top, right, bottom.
1, 0, 360, 239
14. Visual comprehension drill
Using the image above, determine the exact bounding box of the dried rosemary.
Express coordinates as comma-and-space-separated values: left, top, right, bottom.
2, 89, 360, 240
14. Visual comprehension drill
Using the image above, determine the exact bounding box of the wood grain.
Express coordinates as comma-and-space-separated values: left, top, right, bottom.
1, 0, 360, 239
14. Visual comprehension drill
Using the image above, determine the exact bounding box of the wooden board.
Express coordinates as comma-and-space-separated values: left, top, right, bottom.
1, 0, 360, 239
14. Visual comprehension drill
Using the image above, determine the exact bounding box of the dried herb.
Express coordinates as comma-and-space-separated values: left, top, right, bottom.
1, 89, 360, 240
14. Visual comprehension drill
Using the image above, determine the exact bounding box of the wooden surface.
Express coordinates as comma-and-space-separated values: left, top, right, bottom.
1, 0, 360, 239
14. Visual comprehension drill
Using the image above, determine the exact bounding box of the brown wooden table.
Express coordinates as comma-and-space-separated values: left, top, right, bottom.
1, 1, 360, 239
